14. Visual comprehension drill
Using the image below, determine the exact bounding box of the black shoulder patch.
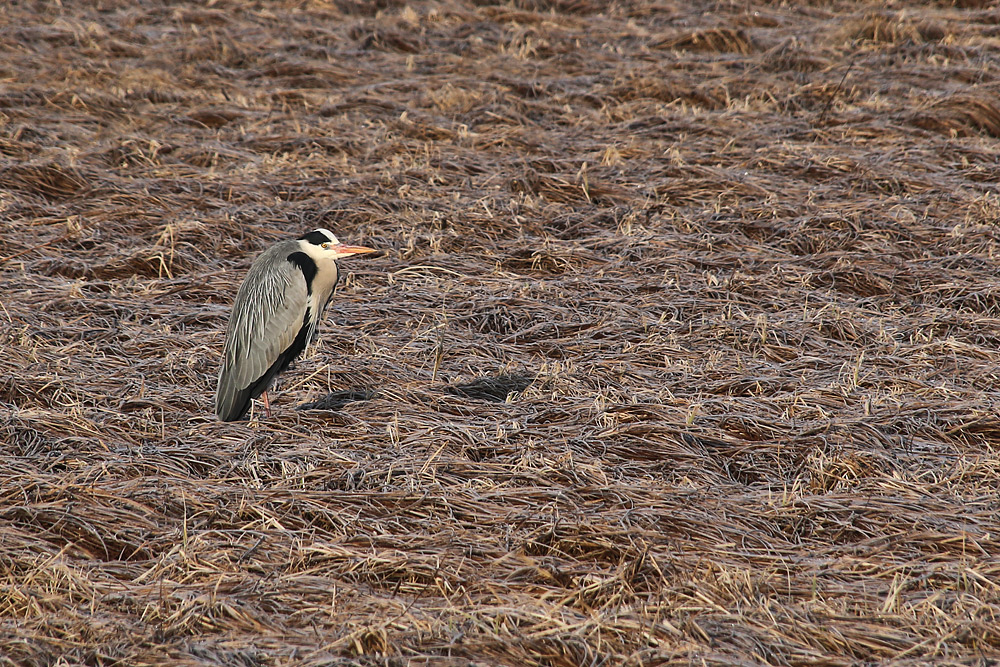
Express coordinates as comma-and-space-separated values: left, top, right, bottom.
288, 251, 317, 293
299, 230, 332, 246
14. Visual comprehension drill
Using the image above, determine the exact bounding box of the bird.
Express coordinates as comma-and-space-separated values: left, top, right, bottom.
215, 228, 376, 421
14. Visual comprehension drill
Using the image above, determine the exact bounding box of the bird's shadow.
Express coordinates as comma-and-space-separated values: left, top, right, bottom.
297, 389, 375, 412
296, 373, 536, 413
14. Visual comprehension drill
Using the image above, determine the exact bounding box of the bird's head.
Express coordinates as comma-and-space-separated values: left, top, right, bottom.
299, 228, 377, 259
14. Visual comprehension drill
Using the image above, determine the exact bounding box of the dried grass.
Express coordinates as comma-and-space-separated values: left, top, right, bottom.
3, 0, 1000, 665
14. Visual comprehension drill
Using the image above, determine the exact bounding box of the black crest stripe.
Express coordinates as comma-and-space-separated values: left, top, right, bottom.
298, 230, 331, 246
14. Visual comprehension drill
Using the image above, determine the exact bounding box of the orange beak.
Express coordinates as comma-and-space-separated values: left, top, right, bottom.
331, 243, 378, 257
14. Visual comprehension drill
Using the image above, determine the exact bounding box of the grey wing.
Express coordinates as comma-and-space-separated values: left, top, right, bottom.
216, 248, 308, 417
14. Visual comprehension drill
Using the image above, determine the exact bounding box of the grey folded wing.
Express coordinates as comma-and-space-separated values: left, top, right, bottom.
215, 253, 308, 418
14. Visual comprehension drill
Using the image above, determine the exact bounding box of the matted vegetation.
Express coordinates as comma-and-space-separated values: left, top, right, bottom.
3, 0, 1000, 664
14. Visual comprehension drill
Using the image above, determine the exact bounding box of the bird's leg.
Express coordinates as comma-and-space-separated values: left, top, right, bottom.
262, 390, 272, 418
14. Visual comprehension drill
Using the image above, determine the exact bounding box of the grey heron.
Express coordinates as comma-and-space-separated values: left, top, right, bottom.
215, 228, 376, 421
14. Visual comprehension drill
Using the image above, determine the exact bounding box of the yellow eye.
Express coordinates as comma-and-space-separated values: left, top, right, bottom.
322, 242, 330, 249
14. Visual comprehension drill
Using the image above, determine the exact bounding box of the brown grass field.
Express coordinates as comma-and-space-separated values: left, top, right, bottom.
3, 0, 1000, 664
